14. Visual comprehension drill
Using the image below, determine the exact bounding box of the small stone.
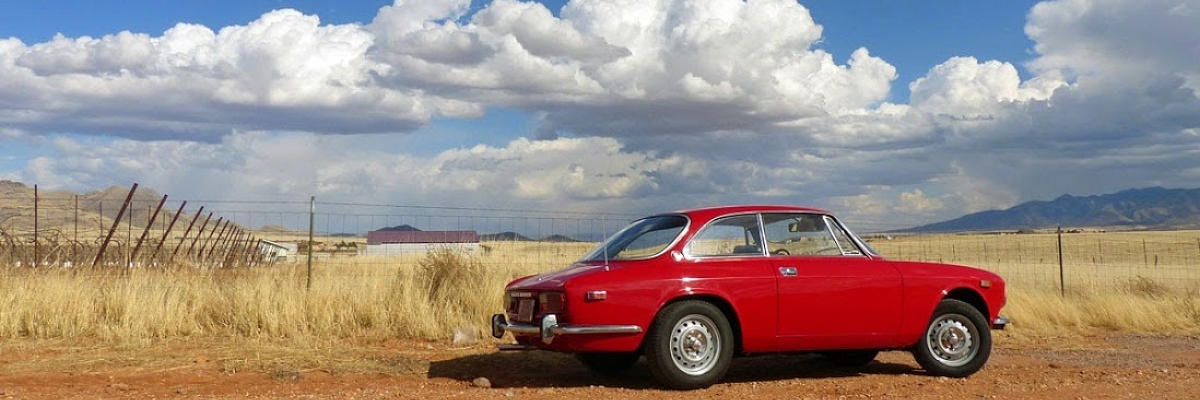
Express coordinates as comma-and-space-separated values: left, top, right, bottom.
471, 377, 492, 388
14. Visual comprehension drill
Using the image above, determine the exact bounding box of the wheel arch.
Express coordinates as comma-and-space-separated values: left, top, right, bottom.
943, 287, 989, 320
654, 294, 745, 355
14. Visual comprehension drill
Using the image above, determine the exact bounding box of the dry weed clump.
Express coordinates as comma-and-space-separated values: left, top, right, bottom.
1118, 276, 1173, 299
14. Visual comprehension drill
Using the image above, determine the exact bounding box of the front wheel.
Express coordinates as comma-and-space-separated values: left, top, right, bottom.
644, 300, 734, 390
912, 299, 992, 377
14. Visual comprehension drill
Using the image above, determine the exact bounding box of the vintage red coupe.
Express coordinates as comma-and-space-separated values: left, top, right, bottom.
491, 205, 1007, 389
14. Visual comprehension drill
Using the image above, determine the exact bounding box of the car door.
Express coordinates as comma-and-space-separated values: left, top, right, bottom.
763, 213, 905, 350
683, 213, 779, 352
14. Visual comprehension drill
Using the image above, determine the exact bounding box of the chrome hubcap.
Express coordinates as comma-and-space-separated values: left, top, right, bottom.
670, 314, 720, 376
926, 314, 977, 367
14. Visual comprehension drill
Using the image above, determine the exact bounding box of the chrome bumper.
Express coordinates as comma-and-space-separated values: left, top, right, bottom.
491, 313, 642, 344
992, 316, 1010, 330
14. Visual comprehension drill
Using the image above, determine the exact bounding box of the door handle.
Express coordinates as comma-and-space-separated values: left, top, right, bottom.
778, 266, 797, 277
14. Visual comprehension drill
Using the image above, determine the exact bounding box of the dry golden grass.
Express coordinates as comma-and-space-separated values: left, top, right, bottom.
0, 241, 588, 343
0, 235, 1198, 344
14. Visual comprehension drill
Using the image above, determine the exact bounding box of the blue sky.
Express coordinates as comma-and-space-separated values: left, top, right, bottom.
0, 0, 1197, 230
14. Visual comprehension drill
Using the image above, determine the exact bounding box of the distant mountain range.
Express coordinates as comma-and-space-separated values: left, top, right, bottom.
376, 224, 422, 232
902, 187, 1200, 233
376, 225, 581, 242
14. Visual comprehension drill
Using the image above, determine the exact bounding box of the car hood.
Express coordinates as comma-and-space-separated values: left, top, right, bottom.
508, 263, 608, 290
891, 260, 1003, 281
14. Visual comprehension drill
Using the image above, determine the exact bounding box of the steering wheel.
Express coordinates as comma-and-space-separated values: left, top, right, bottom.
771, 249, 790, 256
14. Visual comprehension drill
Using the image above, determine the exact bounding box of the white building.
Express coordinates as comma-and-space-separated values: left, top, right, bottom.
259, 240, 298, 261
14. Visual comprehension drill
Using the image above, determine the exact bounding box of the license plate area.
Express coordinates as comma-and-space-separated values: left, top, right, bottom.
516, 299, 535, 323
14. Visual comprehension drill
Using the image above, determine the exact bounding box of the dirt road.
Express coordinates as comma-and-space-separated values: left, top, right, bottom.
2, 335, 1199, 399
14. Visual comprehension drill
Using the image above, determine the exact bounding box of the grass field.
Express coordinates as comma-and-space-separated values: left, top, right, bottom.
1, 233, 1199, 345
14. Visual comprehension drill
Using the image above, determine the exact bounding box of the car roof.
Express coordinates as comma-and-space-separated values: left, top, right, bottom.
658, 204, 832, 221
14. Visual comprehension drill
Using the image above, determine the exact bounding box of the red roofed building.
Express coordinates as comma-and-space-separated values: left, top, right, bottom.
361, 229, 480, 255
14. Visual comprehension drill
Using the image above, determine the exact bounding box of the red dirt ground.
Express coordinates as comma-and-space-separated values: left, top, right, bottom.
2, 334, 1199, 399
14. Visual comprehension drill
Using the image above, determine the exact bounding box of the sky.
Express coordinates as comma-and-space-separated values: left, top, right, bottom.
0, 0, 1198, 231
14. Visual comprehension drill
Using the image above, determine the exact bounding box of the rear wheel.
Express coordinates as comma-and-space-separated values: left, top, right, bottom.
912, 299, 991, 377
576, 352, 640, 375
644, 301, 734, 390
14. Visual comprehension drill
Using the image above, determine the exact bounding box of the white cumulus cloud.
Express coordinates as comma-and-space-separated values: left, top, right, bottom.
4, 0, 1200, 230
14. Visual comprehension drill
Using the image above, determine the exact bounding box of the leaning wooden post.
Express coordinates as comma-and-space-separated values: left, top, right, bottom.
151, 201, 187, 262
130, 194, 168, 266
193, 217, 223, 258
171, 206, 204, 262
202, 219, 231, 262
92, 183, 138, 268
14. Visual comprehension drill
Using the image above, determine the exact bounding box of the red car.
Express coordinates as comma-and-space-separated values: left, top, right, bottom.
491, 205, 1007, 390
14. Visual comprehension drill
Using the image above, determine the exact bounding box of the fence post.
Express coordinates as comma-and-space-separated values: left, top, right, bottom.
73, 195, 78, 264
1143, 240, 1149, 267
1057, 226, 1065, 297
151, 201, 187, 262
307, 196, 315, 290
130, 195, 168, 265
33, 184, 38, 267
93, 183, 138, 268
172, 207, 205, 262
195, 217, 224, 258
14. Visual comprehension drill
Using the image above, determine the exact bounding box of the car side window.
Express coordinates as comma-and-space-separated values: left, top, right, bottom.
824, 216, 863, 255
762, 213, 843, 256
687, 214, 763, 257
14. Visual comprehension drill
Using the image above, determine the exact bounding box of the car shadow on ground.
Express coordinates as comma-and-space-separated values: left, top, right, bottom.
427, 351, 919, 389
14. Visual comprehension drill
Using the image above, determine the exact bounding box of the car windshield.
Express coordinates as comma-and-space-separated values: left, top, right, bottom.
581, 215, 688, 262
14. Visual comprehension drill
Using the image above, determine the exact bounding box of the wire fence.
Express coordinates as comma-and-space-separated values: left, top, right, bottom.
868, 230, 1200, 292
3, 183, 1199, 292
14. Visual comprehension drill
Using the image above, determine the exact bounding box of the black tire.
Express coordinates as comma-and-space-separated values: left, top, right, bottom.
576, 352, 640, 376
820, 350, 879, 367
644, 300, 734, 390
912, 299, 992, 377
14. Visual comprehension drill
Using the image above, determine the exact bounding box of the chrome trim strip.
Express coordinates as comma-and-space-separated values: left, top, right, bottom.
491, 313, 643, 344
550, 324, 644, 335
992, 316, 1010, 330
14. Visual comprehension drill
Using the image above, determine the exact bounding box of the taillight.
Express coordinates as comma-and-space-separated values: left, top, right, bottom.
539, 291, 566, 313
